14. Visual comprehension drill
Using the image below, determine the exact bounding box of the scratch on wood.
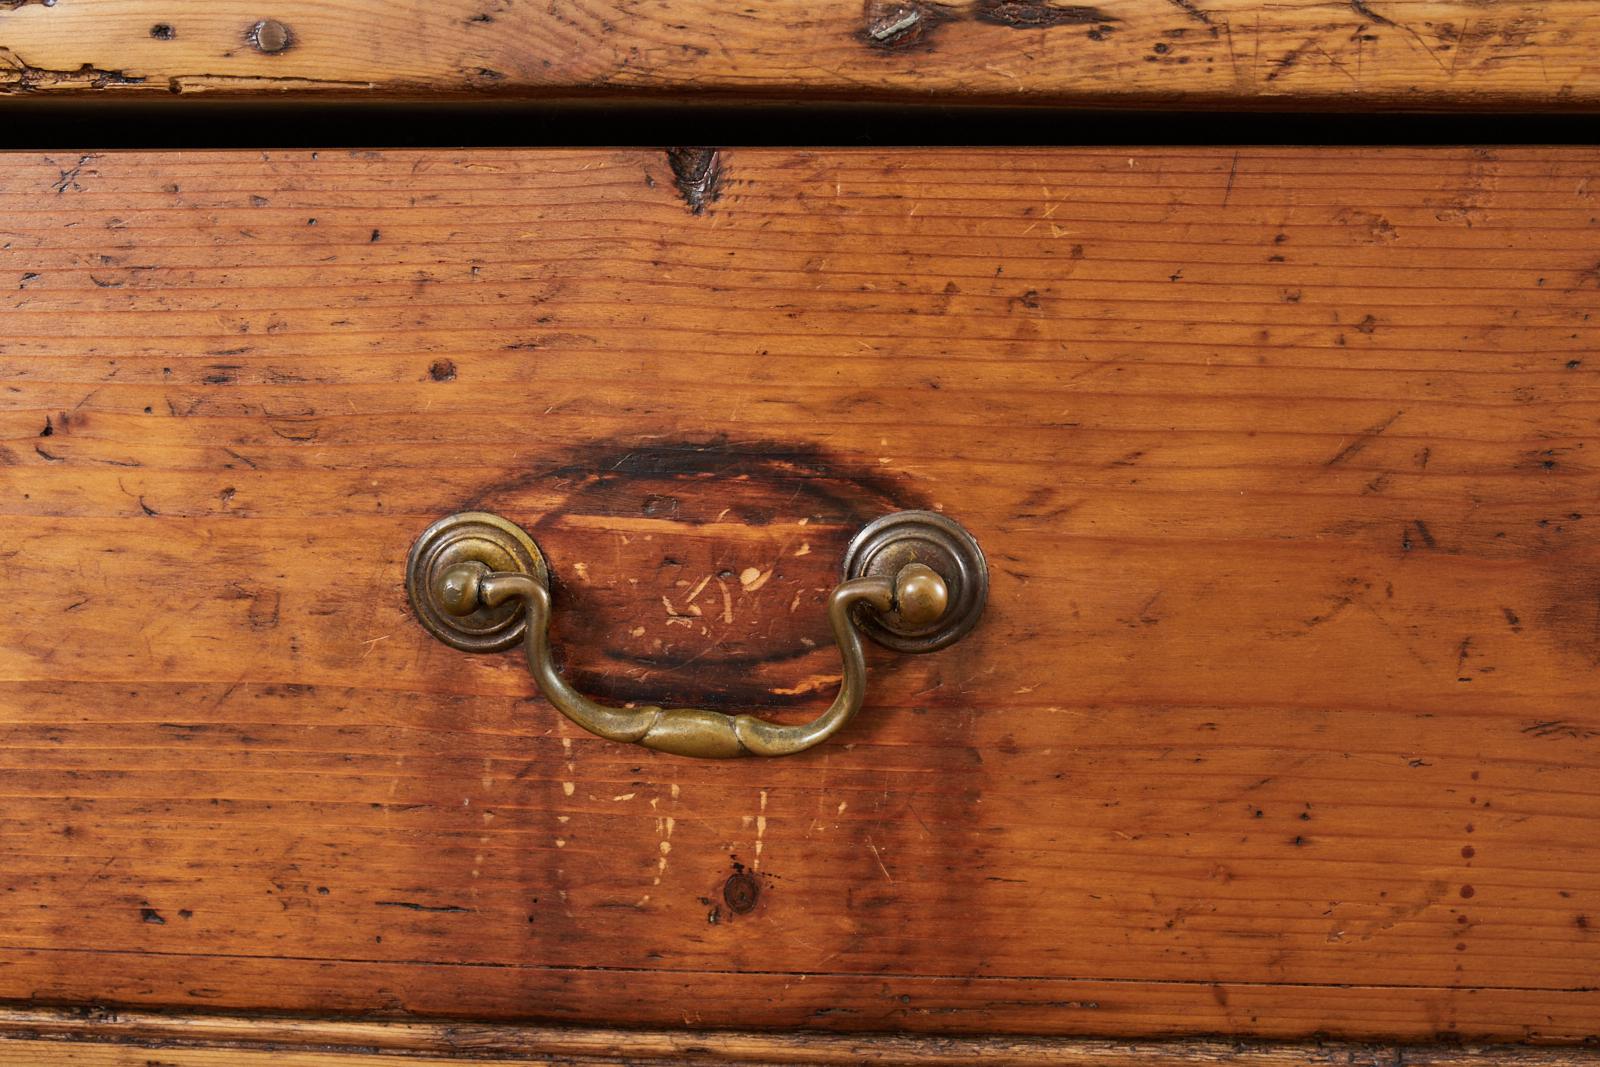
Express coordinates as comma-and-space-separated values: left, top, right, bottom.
51, 155, 94, 195
1325, 410, 1403, 466
1168, 0, 1213, 26
1349, 0, 1396, 28
1349, 0, 1450, 75
1265, 35, 1320, 81
865, 836, 894, 883
1522, 720, 1600, 741
373, 900, 473, 913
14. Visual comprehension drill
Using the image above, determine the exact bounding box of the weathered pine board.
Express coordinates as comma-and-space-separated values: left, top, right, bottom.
0, 1, 1598, 109
1, 148, 1599, 1042
5, 1008, 1600, 1067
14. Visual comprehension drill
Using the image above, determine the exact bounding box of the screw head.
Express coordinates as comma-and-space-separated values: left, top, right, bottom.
842, 510, 987, 654
437, 563, 486, 617
406, 512, 547, 653
249, 19, 292, 53
893, 563, 948, 627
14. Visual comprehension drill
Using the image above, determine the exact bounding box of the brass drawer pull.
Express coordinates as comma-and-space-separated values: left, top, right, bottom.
407, 511, 987, 758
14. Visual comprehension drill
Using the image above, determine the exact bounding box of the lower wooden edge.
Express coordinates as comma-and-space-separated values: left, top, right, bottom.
1, 1007, 1597, 1067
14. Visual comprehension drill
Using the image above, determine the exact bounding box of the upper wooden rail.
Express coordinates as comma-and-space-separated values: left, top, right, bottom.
1, 0, 1598, 110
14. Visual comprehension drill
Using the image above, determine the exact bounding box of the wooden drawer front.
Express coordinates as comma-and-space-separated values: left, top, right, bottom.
2, 148, 1598, 1042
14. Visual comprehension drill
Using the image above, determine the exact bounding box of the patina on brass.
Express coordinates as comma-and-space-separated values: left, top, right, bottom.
406, 510, 986, 758
841, 509, 988, 653
406, 511, 547, 653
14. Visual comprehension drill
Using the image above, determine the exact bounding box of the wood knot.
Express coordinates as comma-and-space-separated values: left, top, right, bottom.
860, 1, 955, 49
723, 871, 760, 914
665, 148, 723, 215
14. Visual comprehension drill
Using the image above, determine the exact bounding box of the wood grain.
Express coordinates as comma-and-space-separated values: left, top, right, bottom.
1, 1, 1599, 109
2, 148, 1600, 1042
6, 1008, 1600, 1066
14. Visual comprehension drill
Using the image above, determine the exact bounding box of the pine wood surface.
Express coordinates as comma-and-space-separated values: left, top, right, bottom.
5, 1007, 1600, 1067
0, 1, 1599, 109
1, 148, 1599, 1042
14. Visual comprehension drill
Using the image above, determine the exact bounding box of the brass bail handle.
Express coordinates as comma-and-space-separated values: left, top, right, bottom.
406, 510, 988, 759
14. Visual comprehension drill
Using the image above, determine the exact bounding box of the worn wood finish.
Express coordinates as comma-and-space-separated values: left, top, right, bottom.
2, 148, 1600, 1043
1, 1, 1599, 110
7, 1009, 1600, 1067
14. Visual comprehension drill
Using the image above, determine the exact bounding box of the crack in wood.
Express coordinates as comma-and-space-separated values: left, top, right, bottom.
0, 47, 145, 92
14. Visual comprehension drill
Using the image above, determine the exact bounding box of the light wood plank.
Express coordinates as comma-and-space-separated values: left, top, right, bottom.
0, 2, 1598, 109
4, 1008, 1600, 1066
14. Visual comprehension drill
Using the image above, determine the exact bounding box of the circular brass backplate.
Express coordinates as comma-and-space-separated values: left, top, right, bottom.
406, 511, 548, 653
842, 510, 987, 653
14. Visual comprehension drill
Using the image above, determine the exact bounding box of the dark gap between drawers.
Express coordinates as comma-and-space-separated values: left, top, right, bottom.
0, 100, 1594, 149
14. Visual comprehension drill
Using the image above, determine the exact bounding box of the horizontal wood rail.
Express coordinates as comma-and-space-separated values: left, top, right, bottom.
1, 1, 1599, 111
3, 1007, 1599, 1066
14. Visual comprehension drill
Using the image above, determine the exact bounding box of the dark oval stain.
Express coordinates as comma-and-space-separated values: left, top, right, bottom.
723, 871, 760, 914
460, 436, 930, 709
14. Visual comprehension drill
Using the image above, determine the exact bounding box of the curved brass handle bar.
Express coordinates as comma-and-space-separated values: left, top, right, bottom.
441, 563, 945, 759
